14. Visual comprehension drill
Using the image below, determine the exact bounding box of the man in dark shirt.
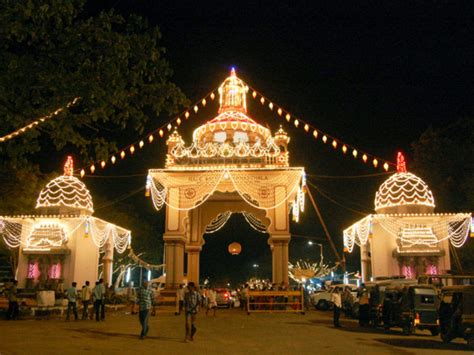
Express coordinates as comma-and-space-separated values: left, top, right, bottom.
184, 282, 201, 342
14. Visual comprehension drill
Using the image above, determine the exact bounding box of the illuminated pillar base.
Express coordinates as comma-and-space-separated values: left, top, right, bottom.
164, 235, 186, 289
186, 246, 201, 285
270, 236, 290, 285
102, 240, 114, 286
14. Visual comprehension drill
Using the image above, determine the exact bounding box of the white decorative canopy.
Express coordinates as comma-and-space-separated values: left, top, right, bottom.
374, 172, 435, 212
36, 156, 94, 214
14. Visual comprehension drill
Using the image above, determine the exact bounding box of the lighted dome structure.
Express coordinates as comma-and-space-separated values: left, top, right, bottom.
166, 68, 287, 168
375, 153, 435, 214
36, 156, 94, 214
344, 152, 471, 282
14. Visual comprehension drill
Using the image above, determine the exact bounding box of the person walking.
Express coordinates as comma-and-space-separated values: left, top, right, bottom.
137, 281, 154, 340
206, 287, 217, 316
99, 279, 106, 320
6, 279, 19, 320
127, 282, 137, 315
65, 282, 78, 321
92, 281, 104, 322
184, 282, 201, 342
358, 286, 370, 326
331, 287, 342, 327
177, 284, 185, 315
81, 281, 92, 320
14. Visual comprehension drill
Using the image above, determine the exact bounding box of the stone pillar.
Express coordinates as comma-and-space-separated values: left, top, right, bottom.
164, 234, 186, 288
186, 245, 201, 285
269, 235, 290, 285
102, 239, 114, 286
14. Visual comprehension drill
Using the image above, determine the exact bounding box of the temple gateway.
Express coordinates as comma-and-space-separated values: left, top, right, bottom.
147, 69, 306, 288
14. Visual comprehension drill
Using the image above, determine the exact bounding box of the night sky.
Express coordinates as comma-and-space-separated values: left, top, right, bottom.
85, 2, 474, 284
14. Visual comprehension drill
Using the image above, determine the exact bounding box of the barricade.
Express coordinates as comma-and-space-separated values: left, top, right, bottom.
247, 289, 305, 315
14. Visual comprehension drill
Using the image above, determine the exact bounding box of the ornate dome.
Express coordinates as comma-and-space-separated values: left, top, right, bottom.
192, 68, 271, 145
36, 156, 94, 214
374, 153, 435, 214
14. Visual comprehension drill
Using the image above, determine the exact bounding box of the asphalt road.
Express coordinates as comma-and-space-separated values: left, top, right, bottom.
0, 308, 470, 354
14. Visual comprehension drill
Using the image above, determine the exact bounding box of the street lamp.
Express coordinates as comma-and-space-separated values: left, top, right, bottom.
308, 241, 324, 262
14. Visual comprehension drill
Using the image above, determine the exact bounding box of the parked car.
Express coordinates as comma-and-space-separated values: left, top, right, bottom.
215, 288, 233, 308
439, 285, 474, 348
311, 284, 358, 310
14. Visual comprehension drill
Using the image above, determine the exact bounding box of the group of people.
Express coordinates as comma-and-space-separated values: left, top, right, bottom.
64, 279, 107, 321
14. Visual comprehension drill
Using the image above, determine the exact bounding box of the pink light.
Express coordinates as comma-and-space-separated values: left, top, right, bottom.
402, 265, 413, 279
397, 152, 407, 173
27, 261, 40, 280
48, 262, 61, 279
426, 264, 438, 275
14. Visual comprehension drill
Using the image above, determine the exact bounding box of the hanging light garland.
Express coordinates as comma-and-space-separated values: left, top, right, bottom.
247, 85, 395, 171
0, 97, 81, 143
76, 89, 218, 177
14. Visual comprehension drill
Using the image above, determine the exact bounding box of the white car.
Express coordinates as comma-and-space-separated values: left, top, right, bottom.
311, 284, 358, 310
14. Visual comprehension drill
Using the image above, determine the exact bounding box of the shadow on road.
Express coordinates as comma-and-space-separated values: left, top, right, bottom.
69, 328, 183, 343
375, 338, 469, 352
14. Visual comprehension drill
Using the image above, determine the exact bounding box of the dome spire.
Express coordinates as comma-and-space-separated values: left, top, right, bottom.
397, 151, 407, 173
64, 156, 74, 176
218, 67, 247, 114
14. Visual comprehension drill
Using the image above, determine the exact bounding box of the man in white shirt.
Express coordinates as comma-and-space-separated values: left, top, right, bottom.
331, 287, 342, 327
65, 282, 78, 321
81, 281, 92, 320
206, 287, 217, 316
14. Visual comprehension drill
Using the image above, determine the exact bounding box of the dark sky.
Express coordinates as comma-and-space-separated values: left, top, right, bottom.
86, 1, 474, 284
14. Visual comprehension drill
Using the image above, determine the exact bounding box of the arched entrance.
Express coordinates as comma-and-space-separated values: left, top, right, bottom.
148, 69, 306, 288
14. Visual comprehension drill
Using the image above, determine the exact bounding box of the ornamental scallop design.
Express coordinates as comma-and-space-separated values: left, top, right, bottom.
36, 156, 94, 213
36, 175, 94, 213
374, 172, 435, 211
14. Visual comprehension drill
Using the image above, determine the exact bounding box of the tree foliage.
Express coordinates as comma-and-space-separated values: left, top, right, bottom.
411, 117, 474, 271
0, 0, 187, 212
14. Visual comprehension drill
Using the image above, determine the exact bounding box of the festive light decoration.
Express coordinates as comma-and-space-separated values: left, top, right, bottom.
228, 242, 242, 255
288, 260, 336, 283
205, 211, 232, 234
36, 157, 94, 213
343, 213, 472, 251
0, 97, 80, 143
128, 248, 165, 270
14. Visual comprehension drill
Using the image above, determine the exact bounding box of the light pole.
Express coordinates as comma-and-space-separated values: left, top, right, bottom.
307, 240, 324, 262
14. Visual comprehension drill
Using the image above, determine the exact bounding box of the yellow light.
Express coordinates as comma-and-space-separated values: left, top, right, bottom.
285, 113, 291, 122
139, 140, 144, 148
260, 97, 265, 105
373, 159, 378, 168
185, 112, 190, 119
111, 156, 116, 164
80, 169, 85, 178
304, 124, 309, 132
383, 162, 389, 171
210, 92, 215, 100
294, 119, 299, 127
194, 105, 198, 113
121, 151, 126, 159
269, 102, 273, 110
100, 161, 106, 168
277, 108, 283, 116
352, 149, 358, 158
176, 118, 182, 126
363, 154, 368, 163
148, 134, 154, 143
202, 98, 207, 106
252, 91, 257, 98
130, 145, 135, 154
313, 130, 318, 139
332, 140, 338, 149
342, 145, 348, 153
90, 165, 96, 173
167, 123, 172, 131
159, 129, 164, 137
322, 135, 328, 143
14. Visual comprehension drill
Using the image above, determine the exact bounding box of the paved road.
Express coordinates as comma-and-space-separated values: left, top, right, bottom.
0, 308, 470, 354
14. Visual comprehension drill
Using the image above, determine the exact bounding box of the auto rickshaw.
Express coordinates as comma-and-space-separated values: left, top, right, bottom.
382, 285, 439, 336
439, 285, 474, 349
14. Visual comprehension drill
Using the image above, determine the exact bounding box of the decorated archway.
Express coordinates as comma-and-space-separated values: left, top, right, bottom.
148, 69, 306, 288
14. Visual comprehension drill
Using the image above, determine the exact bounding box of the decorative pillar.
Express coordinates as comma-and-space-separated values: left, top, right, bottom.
102, 239, 114, 287
269, 235, 290, 285
164, 234, 186, 288
186, 245, 201, 285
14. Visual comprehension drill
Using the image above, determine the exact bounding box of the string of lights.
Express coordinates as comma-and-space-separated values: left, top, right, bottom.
0, 97, 80, 143
76, 89, 219, 177
247, 84, 395, 171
